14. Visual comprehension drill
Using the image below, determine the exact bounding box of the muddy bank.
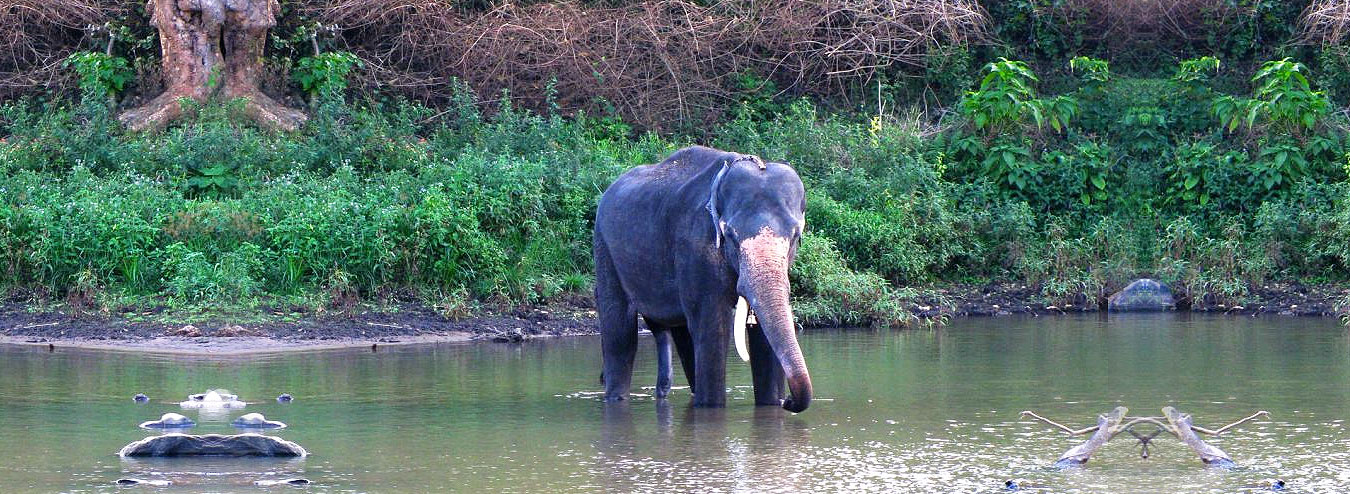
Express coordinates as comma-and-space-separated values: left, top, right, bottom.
0, 301, 600, 355
929, 281, 1346, 317
1, 281, 1343, 354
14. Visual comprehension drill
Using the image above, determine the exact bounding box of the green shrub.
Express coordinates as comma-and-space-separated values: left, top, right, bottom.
1214, 59, 1333, 137
162, 242, 266, 307
293, 52, 363, 99
1, 67, 1345, 320
790, 233, 917, 327
63, 52, 134, 98
961, 58, 1077, 136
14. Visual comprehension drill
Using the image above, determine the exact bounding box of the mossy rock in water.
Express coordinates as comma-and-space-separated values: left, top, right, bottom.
118, 433, 307, 457
1107, 279, 1175, 311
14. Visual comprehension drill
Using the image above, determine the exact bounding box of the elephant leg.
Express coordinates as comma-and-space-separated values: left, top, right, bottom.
689, 301, 731, 408
748, 323, 786, 406
597, 241, 637, 402
671, 325, 696, 393
649, 324, 674, 399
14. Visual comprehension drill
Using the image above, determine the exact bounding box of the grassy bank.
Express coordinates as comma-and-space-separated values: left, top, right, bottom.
3, 52, 1348, 327
2, 0, 1349, 327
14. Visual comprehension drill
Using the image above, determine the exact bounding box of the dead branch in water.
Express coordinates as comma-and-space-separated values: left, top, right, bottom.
1021, 407, 1130, 466
1021, 407, 1270, 467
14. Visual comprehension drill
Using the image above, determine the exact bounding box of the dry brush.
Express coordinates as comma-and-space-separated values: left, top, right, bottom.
312, 0, 991, 130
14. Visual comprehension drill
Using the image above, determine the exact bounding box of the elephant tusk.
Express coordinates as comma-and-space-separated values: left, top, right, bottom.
734, 297, 750, 362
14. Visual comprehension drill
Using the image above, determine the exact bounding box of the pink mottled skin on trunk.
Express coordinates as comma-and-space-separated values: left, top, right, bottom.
739, 227, 812, 411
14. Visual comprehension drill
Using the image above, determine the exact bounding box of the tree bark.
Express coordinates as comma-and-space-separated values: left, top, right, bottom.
1053, 407, 1126, 467
1161, 406, 1235, 467
120, 0, 305, 132
1025, 407, 1266, 468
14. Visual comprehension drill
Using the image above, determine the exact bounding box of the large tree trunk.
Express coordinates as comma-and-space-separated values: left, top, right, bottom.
120, 0, 305, 132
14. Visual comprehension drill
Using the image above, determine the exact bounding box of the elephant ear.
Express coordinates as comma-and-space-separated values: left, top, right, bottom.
705, 160, 731, 249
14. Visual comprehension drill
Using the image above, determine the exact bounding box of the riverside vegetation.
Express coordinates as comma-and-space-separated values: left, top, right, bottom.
1, 1, 1348, 328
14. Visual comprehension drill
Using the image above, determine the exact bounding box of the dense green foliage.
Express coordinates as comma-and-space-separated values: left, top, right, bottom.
3, 45, 1348, 324
2, 0, 1348, 325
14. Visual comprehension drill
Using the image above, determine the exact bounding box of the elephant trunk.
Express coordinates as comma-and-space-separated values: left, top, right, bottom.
738, 229, 812, 413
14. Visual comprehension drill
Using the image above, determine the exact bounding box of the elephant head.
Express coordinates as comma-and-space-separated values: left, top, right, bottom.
708, 155, 812, 412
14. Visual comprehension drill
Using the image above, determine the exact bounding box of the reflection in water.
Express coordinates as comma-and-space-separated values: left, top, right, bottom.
598, 401, 637, 455
0, 314, 1348, 493
116, 456, 308, 488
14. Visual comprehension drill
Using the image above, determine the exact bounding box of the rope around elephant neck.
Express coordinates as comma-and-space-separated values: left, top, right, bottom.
705, 154, 766, 249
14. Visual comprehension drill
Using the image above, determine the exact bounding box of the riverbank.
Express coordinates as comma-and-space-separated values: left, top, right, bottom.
937, 281, 1346, 317
3, 282, 1343, 355
0, 298, 600, 354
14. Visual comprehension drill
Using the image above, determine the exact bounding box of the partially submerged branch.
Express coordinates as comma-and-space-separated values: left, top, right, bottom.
1193, 410, 1269, 436
1126, 426, 1163, 459
1019, 410, 1103, 436
1023, 407, 1129, 466
1021, 407, 1269, 467
1160, 407, 1266, 466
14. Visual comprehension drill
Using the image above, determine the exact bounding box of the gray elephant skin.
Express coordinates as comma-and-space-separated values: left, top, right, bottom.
594, 145, 812, 412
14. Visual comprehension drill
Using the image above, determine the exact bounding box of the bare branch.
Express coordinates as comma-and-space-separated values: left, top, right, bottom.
313, 0, 992, 131
1020, 410, 1099, 436
1296, 0, 1350, 45
1194, 411, 1269, 436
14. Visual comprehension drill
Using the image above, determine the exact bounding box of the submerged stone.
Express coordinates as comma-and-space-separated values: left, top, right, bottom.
231, 413, 287, 429
116, 478, 172, 486
255, 478, 311, 486
180, 390, 246, 409
139, 412, 195, 429
118, 433, 308, 457
1107, 279, 1175, 311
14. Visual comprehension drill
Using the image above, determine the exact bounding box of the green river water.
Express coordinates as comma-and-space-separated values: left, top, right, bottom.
1, 314, 1347, 493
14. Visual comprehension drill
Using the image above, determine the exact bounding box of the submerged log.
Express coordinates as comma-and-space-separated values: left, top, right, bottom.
1126, 426, 1164, 459
1054, 407, 1126, 466
1162, 407, 1231, 466
1021, 407, 1130, 467
1022, 407, 1268, 467
1157, 407, 1267, 467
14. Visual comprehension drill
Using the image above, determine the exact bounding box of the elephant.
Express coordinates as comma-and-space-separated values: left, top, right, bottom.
594, 145, 812, 412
